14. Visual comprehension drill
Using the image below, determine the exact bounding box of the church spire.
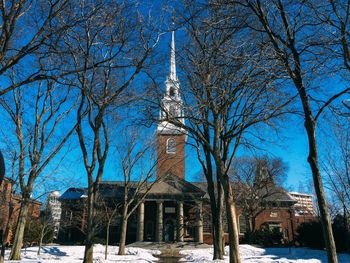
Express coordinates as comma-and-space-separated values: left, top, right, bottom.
157, 29, 185, 135
169, 30, 177, 81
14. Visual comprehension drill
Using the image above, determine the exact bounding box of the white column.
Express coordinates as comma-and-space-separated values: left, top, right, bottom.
156, 201, 163, 242
177, 202, 184, 242
137, 202, 144, 241
196, 201, 203, 243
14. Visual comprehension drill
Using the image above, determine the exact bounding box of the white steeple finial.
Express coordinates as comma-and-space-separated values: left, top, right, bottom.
170, 30, 177, 81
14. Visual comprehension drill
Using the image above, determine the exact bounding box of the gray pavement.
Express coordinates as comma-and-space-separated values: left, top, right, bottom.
128, 242, 211, 262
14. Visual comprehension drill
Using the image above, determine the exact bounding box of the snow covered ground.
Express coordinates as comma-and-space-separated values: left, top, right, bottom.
3, 244, 350, 262
180, 245, 350, 263
4, 244, 160, 263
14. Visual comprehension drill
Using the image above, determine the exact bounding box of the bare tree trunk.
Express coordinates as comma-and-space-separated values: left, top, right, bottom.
252, 217, 257, 232
211, 184, 224, 259
118, 206, 128, 256
37, 226, 45, 255
212, 209, 224, 259
83, 243, 93, 263
222, 175, 240, 263
200, 144, 224, 259
9, 201, 29, 260
105, 220, 111, 260
205, 175, 224, 259
83, 189, 95, 263
301, 89, 338, 263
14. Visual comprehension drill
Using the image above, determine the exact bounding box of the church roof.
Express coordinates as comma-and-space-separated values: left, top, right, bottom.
59, 175, 206, 202
193, 182, 296, 205
59, 188, 87, 200
145, 174, 206, 200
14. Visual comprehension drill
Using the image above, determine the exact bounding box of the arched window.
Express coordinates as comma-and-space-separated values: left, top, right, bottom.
167, 138, 176, 153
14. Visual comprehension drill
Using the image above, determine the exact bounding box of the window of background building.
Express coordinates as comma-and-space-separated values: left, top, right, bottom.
239, 215, 247, 235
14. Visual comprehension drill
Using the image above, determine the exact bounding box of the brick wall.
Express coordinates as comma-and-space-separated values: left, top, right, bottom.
0, 179, 41, 244
0, 179, 13, 231
157, 134, 186, 179
201, 200, 317, 244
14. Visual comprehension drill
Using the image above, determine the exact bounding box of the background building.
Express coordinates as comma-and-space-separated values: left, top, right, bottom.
46, 191, 62, 240
0, 178, 41, 244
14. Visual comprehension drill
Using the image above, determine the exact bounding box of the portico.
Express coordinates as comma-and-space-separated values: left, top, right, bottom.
136, 175, 205, 243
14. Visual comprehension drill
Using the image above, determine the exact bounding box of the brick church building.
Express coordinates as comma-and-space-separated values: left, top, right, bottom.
58, 31, 316, 245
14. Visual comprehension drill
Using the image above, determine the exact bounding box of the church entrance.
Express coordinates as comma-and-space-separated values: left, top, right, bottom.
164, 219, 175, 242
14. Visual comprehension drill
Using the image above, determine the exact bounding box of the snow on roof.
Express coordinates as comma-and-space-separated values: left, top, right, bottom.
289, 192, 314, 197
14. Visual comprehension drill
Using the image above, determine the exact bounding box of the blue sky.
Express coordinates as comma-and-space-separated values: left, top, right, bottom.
2, 1, 348, 202
68, 30, 314, 193
0, 28, 315, 199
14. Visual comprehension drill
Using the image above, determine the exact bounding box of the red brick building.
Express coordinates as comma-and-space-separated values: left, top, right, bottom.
0, 178, 42, 244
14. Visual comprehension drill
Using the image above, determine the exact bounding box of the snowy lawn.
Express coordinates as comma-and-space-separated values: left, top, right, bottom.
180, 245, 350, 263
4, 244, 160, 263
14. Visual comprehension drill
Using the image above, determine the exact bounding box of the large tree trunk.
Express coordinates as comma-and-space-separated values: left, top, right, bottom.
221, 171, 240, 263
83, 188, 95, 263
202, 146, 224, 259
83, 243, 93, 263
211, 183, 224, 259
299, 86, 338, 263
206, 176, 224, 259
212, 206, 224, 259
9, 201, 29, 260
118, 206, 128, 256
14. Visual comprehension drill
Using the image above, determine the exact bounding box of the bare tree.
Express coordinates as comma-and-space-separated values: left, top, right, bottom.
0, 0, 77, 97
66, 2, 160, 262
322, 116, 350, 252
150, 4, 293, 262
36, 213, 54, 256
316, 0, 350, 76
231, 156, 288, 234
102, 199, 119, 260
229, 1, 350, 261
0, 80, 77, 260
115, 129, 160, 255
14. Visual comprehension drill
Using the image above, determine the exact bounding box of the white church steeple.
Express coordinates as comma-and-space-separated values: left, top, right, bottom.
169, 30, 177, 81
157, 30, 185, 134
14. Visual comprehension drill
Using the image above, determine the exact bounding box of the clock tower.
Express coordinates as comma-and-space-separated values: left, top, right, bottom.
157, 30, 186, 179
